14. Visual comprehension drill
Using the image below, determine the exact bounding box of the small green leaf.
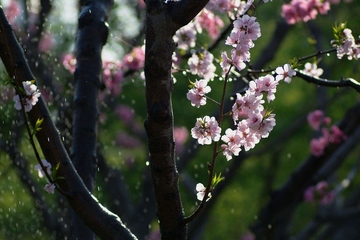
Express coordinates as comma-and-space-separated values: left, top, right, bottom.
211, 172, 225, 189
55, 162, 60, 171
35, 118, 44, 132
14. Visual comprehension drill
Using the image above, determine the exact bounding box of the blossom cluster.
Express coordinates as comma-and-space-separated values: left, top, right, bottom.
188, 50, 216, 81
308, 110, 347, 156
13, 81, 41, 112
281, 0, 331, 25
62, 46, 145, 97
223, 14, 261, 72
332, 28, 360, 60
304, 181, 334, 205
189, 64, 296, 161
35, 159, 56, 194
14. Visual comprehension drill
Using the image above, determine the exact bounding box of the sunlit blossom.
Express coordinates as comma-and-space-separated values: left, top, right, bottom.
275, 64, 296, 83
13, 81, 41, 112
186, 79, 211, 107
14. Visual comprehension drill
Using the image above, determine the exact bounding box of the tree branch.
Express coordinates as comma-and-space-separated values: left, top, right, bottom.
296, 70, 360, 93
0, 6, 137, 240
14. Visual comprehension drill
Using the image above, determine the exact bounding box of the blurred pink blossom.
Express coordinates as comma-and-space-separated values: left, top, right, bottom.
116, 132, 141, 149
123, 46, 145, 71
103, 61, 124, 96
307, 110, 330, 130
116, 104, 135, 124
39, 33, 56, 52
4, 0, 21, 25
304, 181, 334, 205
62, 53, 77, 74
195, 9, 224, 39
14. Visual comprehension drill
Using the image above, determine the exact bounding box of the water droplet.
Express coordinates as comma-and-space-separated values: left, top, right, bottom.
145, 161, 149, 166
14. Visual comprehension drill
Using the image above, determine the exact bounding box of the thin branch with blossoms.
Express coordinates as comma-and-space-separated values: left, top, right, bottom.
184, 64, 233, 224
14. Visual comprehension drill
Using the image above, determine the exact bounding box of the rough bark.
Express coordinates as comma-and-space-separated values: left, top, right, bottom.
144, 0, 208, 238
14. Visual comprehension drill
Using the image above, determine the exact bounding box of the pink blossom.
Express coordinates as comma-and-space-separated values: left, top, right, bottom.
307, 110, 330, 130
13, 81, 41, 112
232, 93, 264, 123
233, 15, 261, 41
103, 60, 124, 96
4, 0, 22, 25
329, 125, 346, 144
249, 74, 279, 102
220, 51, 233, 75
173, 23, 197, 50
44, 183, 56, 194
221, 128, 242, 161
62, 53, 77, 74
303, 62, 323, 77
174, 126, 189, 145
237, 120, 260, 151
123, 46, 145, 71
34, 159, 52, 178
257, 113, 276, 138
275, 64, 296, 83
186, 79, 211, 107
191, 116, 221, 145
188, 50, 216, 80
304, 181, 334, 205
195, 9, 224, 39
115, 105, 135, 124
310, 136, 328, 156
38, 33, 55, 52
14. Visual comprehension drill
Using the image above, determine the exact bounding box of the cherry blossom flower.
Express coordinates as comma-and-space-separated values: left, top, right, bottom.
221, 128, 242, 160
123, 46, 145, 71
307, 110, 330, 130
188, 50, 216, 81
310, 136, 328, 156
39, 33, 55, 52
4, 0, 22, 25
195, 9, 224, 39
173, 22, 197, 50
174, 126, 189, 154
196, 183, 211, 201
281, 0, 332, 25
333, 28, 360, 60
191, 116, 221, 145
220, 51, 233, 75
44, 183, 56, 194
231, 93, 264, 123
237, 120, 260, 151
275, 64, 296, 83
304, 181, 334, 205
257, 113, 276, 138
103, 60, 124, 96
303, 62, 324, 77
62, 53, 77, 74
187, 79, 211, 107
13, 81, 41, 112
34, 159, 52, 178
249, 74, 279, 102
233, 15, 261, 41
